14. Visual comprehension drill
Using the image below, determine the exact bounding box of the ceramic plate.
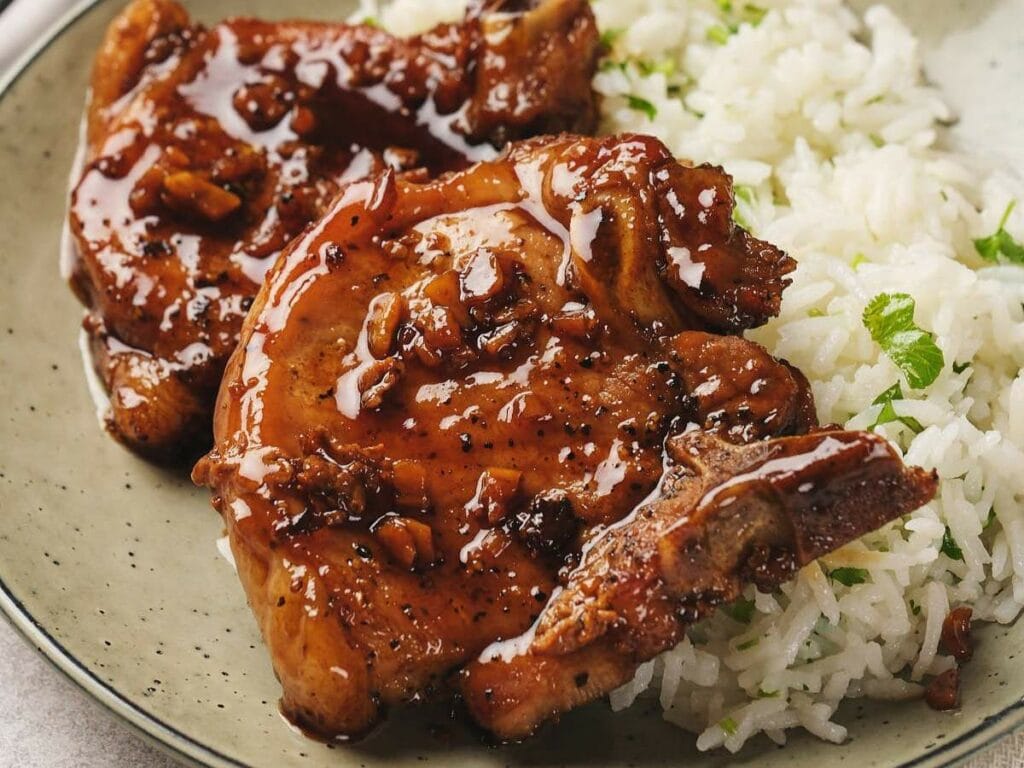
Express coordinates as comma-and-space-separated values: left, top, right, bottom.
1, 1, 1022, 766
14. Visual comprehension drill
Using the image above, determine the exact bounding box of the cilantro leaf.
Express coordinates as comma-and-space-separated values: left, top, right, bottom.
870, 383, 924, 433
637, 58, 677, 77
706, 24, 736, 44
599, 27, 623, 49
731, 185, 756, 230
829, 567, 869, 586
742, 3, 768, 25
862, 293, 945, 389
626, 95, 657, 120
941, 527, 963, 561
757, 688, 779, 698
722, 597, 756, 624
974, 201, 1024, 264
719, 716, 738, 735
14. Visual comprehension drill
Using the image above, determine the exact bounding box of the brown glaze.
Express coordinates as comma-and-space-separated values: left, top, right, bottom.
193, 133, 937, 740
941, 606, 974, 663
68, 0, 600, 461
925, 668, 961, 711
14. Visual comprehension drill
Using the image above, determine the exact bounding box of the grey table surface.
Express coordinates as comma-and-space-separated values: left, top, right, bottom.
0, 0, 1021, 766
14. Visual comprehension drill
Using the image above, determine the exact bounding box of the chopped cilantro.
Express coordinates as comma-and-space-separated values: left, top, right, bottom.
599, 59, 627, 73
909, 599, 921, 616
706, 24, 735, 44
807, 308, 825, 318
870, 383, 924, 433
719, 716, 738, 735
757, 688, 779, 698
715, 0, 734, 11
734, 185, 755, 205
985, 508, 997, 530
626, 95, 658, 120
722, 597, 756, 624
599, 27, 623, 49
732, 185, 756, 230
941, 526, 964, 561
637, 58, 677, 77
952, 361, 971, 374
360, 15, 380, 27
869, 132, 885, 148
736, 637, 759, 650
862, 293, 945, 389
829, 567, 869, 587
742, 3, 768, 25
851, 252, 867, 269
974, 201, 1024, 264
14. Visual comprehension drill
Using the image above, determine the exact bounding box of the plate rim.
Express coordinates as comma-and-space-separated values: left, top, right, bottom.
0, 1, 1021, 767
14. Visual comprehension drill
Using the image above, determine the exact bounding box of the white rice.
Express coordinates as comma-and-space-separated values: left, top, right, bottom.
353, 0, 1024, 751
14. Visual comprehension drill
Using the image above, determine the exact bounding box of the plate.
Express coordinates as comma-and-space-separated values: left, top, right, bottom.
1, 1, 1022, 766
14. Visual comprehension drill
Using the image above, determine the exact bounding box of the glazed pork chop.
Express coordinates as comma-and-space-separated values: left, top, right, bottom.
67, 0, 599, 461
193, 134, 937, 740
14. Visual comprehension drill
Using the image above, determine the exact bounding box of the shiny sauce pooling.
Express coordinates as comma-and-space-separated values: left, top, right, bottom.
70, 16, 497, 371
200, 134, 795, 703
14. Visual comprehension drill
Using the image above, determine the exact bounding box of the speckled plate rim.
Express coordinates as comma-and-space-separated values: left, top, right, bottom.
0, 2, 1022, 767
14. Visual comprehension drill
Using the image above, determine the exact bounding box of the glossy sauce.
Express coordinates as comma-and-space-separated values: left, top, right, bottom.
196, 133, 801, 732
68, 0, 601, 459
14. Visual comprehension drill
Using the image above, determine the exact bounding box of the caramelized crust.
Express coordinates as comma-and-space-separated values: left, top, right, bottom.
194, 134, 936, 740
68, 0, 599, 461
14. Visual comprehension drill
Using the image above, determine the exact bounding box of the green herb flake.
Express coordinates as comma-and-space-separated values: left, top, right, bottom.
626, 95, 658, 121
941, 526, 964, 561
952, 361, 971, 374
734, 185, 755, 205
706, 24, 735, 45
870, 382, 924, 433
719, 716, 738, 736
715, 0, 734, 12
757, 687, 779, 698
360, 15, 380, 27
731, 185, 756, 230
829, 567, 869, 587
742, 3, 768, 25
985, 508, 997, 530
868, 132, 885, 148
600, 27, 623, 49
851, 252, 867, 269
637, 58, 677, 77
722, 597, 756, 624
974, 201, 1024, 264
807, 308, 825, 318
862, 293, 945, 389
736, 637, 759, 650
598, 59, 628, 73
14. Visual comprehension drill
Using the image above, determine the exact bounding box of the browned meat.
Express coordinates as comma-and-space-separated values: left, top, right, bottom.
193, 133, 937, 741
68, 0, 600, 462
460, 429, 936, 739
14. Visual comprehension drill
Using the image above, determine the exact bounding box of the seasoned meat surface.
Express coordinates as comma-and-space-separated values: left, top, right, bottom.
68, 0, 600, 461
193, 134, 937, 740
